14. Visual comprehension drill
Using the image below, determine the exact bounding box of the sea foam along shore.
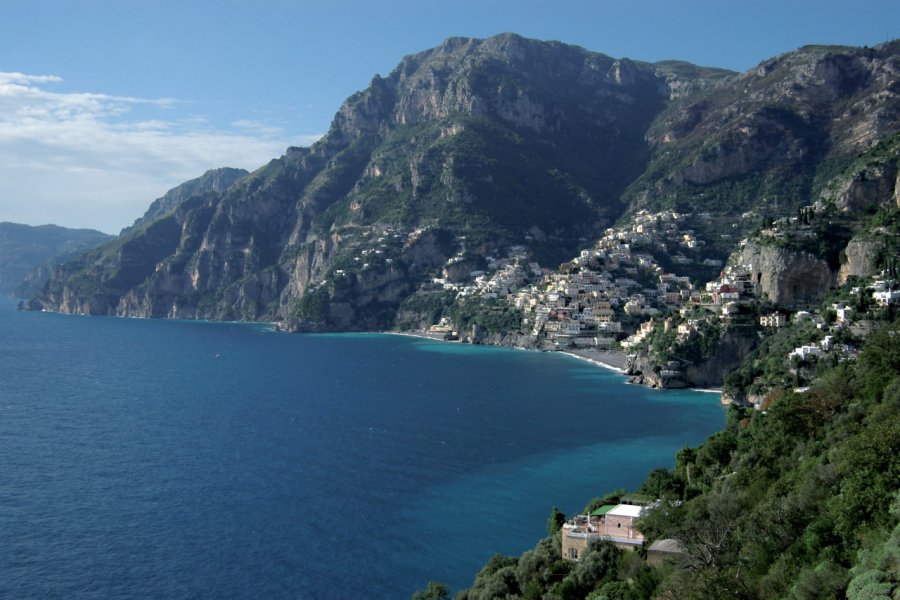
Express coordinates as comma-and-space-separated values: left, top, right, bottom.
562, 348, 724, 397
558, 349, 628, 374
335, 331, 722, 396
387, 330, 631, 374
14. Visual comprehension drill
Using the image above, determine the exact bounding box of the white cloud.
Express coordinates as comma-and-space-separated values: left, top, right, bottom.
0, 72, 63, 85
0, 71, 323, 233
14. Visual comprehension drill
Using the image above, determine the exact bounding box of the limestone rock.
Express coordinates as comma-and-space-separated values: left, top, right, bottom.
737, 241, 834, 308
838, 238, 881, 283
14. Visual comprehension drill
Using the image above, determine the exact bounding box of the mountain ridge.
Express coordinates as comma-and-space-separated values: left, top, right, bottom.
0, 222, 113, 297
28, 34, 900, 330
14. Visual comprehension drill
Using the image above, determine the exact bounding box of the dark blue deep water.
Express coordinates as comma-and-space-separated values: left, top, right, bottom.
0, 298, 724, 598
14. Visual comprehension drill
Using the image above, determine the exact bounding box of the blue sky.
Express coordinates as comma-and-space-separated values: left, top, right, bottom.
1, 0, 897, 233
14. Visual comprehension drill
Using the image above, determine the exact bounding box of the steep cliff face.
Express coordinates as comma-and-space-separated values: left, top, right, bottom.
34, 214, 183, 315
122, 167, 249, 234
625, 41, 900, 218
822, 131, 900, 282
28, 36, 900, 330
626, 328, 759, 389
32, 33, 706, 324
32, 172, 252, 317
829, 160, 898, 214
737, 241, 834, 308
838, 238, 881, 283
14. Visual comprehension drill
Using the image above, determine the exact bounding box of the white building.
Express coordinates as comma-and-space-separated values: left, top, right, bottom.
790, 345, 823, 360
873, 290, 900, 307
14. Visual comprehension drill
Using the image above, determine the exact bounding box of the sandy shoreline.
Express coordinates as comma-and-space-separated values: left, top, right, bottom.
558, 349, 628, 373
385, 330, 454, 342
386, 331, 721, 397
386, 330, 630, 373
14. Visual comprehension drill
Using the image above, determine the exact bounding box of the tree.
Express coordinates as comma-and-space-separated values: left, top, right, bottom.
639, 467, 679, 499
548, 505, 566, 534
846, 491, 900, 600
572, 540, 620, 588
855, 321, 900, 402
411, 581, 449, 600
583, 490, 625, 514
832, 409, 900, 536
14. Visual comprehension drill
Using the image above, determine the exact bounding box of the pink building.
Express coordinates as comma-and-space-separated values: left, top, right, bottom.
561, 504, 646, 560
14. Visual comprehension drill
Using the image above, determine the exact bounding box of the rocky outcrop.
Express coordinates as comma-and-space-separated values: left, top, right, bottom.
626, 328, 759, 389
34, 214, 183, 316
827, 160, 899, 213
629, 41, 900, 217
28, 36, 900, 333
838, 238, 882, 283
682, 330, 760, 388
122, 167, 248, 234
737, 241, 834, 308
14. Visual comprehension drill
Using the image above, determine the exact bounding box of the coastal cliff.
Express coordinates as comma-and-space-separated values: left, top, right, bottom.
33, 33, 703, 322
28, 37, 900, 345
626, 327, 759, 389
737, 241, 834, 308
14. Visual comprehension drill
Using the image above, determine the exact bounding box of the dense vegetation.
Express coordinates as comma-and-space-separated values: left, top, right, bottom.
423, 317, 900, 599
446, 297, 524, 336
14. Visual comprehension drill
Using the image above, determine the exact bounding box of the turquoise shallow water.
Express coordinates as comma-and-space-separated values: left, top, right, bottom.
0, 299, 724, 598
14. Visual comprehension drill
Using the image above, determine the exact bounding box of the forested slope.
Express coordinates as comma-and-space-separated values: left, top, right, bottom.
444, 317, 900, 599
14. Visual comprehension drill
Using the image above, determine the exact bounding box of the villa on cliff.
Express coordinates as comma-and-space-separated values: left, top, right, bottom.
561, 504, 645, 560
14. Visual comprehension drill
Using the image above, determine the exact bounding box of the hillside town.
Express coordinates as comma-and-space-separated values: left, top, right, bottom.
414, 207, 897, 410
425, 210, 721, 347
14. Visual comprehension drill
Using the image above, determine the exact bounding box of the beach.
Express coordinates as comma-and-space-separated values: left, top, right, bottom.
390, 330, 631, 374
559, 348, 629, 373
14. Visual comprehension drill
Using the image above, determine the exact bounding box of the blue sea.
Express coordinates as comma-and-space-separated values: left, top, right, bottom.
0, 297, 724, 598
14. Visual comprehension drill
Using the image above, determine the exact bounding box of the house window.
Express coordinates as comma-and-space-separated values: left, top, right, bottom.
617, 523, 622, 528
568, 548, 578, 559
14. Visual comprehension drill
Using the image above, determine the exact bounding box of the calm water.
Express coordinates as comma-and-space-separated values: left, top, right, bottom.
0, 298, 724, 598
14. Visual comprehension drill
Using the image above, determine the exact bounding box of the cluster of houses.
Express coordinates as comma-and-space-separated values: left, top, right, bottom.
413, 206, 897, 410
872, 278, 900, 306
782, 275, 897, 367
620, 209, 728, 268
327, 225, 423, 278
431, 210, 732, 348
618, 263, 758, 349
435, 245, 542, 300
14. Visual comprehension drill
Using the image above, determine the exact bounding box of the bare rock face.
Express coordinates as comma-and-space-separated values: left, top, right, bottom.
625, 329, 758, 389
631, 41, 900, 214
838, 238, 882, 283
738, 241, 834, 308
28, 36, 900, 332
682, 330, 759, 388
123, 167, 249, 234
896, 167, 900, 208
828, 160, 899, 213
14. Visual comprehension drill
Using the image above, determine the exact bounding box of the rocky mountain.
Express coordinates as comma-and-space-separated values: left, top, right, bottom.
0, 223, 113, 297
121, 167, 249, 234
623, 130, 899, 390
737, 130, 899, 308
624, 42, 900, 230
8, 170, 248, 300
29, 34, 900, 329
